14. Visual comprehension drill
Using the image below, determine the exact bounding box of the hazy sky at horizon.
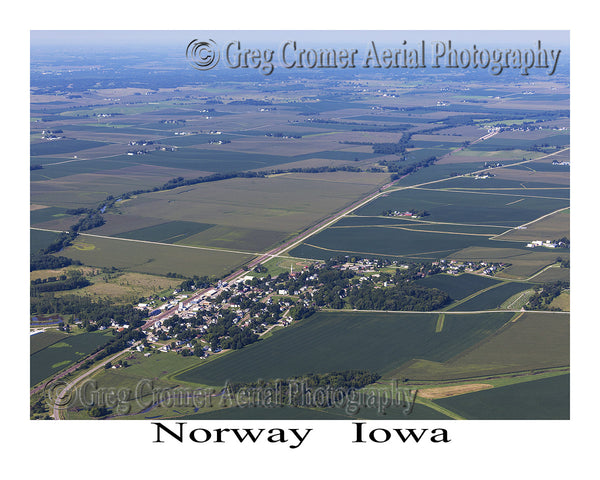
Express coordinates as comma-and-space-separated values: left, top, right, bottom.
31, 30, 570, 51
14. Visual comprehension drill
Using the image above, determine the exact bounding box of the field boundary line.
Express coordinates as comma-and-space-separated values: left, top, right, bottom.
488, 206, 570, 241
416, 398, 465, 420
441, 281, 508, 312
348, 215, 513, 229
435, 314, 445, 333
301, 242, 456, 258
279, 147, 569, 257
413, 186, 569, 201
329, 224, 496, 237
30, 227, 320, 262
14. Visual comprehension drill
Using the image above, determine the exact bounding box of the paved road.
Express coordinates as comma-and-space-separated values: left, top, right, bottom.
50, 347, 137, 419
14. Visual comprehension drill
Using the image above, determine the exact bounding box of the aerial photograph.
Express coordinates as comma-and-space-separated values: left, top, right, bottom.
29, 30, 570, 422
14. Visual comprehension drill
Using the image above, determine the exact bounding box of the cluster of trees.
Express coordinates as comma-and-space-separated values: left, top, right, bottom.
71, 212, 105, 232
37, 231, 78, 256
177, 275, 211, 292
226, 370, 381, 407
265, 132, 302, 138
30, 271, 91, 295
389, 156, 439, 180
552, 237, 570, 248
88, 406, 110, 417
30, 294, 148, 327
372, 131, 414, 155
204, 311, 260, 351
556, 257, 570, 268
526, 281, 569, 311
30, 254, 79, 272
228, 99, 271, 105
30, 397, 49, 418
346, 283, 449, 311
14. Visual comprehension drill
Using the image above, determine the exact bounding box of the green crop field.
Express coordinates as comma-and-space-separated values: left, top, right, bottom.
30, 229, 61, 254
175, 311, 513, 387
115, 148, 293, 173
392, 312, 569, 381
467, 134, 570, 151
416, 273, 502, 300
290, 225, 526, 261
114, 220, 215, 244
355, 187, 570, 226
336, 216, 508, 235
448, 281, 533, 311
30, 206, 72, 225
434, 373, 569, 419
30, 158, 146, 181
30, 139, 108, 156
30, 330, 115, 386
30, 330, 70, 355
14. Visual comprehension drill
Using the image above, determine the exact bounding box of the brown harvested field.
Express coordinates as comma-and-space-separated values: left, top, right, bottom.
437, 149, 544, 165
494, 209, 569, 242
549, 291, 570, 311
188, 131, 380, 156
256, 158, 355, 172
60, 128, 169, 144
411, 134, 466, 143
31, 216, 79, 231
188, 139, 318, 157
417, 383, 493, 399
391, 312, 569, 381
336, 144, 376, 153
332, 131, 405, 143
530, 266, 570, 283
30, 204, 49, 211
31, 165, 213, 207
281, 171, 389, 184
430, 125, 487, 139
114, 172, 387, 233
491, 167, 570, 186
58, 235, 254, 278
76, 213, 168, 236
491, 129, 569, 140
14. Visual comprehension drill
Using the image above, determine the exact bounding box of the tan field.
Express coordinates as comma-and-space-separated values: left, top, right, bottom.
417, 383, 493, 399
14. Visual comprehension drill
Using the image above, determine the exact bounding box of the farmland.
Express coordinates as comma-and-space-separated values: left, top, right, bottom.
30, 42, 570, 422
416, 273, 501, 300
30, 330, 115, 387
446, 281, 534, 311
434, 373, 569, 419
389, 312, 569, 381
56, 234, 255, 278
174, 311, 513, 387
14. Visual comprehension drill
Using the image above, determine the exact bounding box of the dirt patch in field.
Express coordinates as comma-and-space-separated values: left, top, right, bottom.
417, 383, 493, 399
30, 204, 49, 211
